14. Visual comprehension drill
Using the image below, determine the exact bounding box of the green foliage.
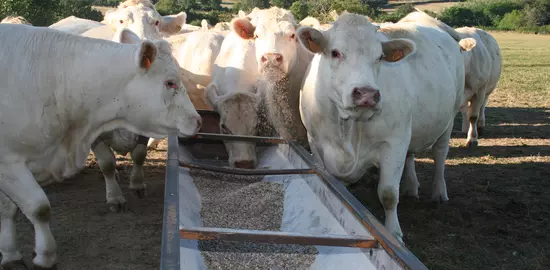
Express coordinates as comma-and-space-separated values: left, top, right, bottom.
523, 0, 550, 26
0, 0, 102, 26
376, 3, 415, 23
270, 0, 294, 9
290, 0, 308, 21
92, 0, 121, 7
497, 9, 525, 30
233, 0, 269, 12
306, 0, 376, 23
438, 6, 491, 27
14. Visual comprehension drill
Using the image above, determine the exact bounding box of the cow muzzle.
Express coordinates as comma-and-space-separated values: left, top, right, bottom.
352, 86, 381, 108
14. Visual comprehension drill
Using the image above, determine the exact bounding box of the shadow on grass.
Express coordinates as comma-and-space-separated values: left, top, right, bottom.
348, 160, 550, 270
452, 107, 550, 139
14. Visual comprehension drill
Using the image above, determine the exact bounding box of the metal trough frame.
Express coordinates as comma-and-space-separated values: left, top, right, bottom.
161, 112, 428, 270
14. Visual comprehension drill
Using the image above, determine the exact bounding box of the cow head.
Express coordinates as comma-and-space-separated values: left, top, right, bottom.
104, 2, 186, 40
205, 84, 262, 169
113, 28, 201, 138
231, 7, 299, 76
297, 13, 416, 120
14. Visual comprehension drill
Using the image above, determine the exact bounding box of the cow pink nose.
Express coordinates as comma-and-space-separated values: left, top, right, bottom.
234, 160, 255, 169
352, 87, 380, 107
261, 53, 283, 65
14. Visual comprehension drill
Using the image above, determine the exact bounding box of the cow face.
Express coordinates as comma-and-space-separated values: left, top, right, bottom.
297, 13, 416, 121
114, 29, 201, 138
205, 85, 261, 169
231, 9, 299, 76
104, 6, 185, 40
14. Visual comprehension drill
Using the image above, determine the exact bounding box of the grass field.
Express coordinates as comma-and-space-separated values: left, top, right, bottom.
349, 32, 550, 270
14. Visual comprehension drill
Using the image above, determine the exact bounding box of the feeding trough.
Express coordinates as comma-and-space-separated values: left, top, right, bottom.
160, 110, 427, 270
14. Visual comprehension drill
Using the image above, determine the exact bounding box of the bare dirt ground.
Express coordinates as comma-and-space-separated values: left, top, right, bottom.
349, 32, 550, 270
9, 141, 169, 270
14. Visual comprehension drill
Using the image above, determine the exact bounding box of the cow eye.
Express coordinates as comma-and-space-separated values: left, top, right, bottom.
290, 33, 295, 39
154, 21, 160, 26
119, 20, 124, 24
331, 49, 341, 59
165, 80, 178, 89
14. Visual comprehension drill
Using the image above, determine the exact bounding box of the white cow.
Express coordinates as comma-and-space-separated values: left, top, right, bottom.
0, 24, 200, 269
50, 0, 186, 38
73, 0, 188, 212
204, 18, 263, 169
230, 7, 314, 147
1, 16, 32, 25
297, 13, 475, 241
398, 10, 502, 147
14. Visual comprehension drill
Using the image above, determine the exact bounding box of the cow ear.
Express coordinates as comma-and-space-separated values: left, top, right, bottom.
459, 37, 476, 52
113, 28, 140, 44
161, 12, 186, 35
297, 26, 326, 54
381, 38, 416, 63
231, 17, 255, 40
137, 41, 157, 71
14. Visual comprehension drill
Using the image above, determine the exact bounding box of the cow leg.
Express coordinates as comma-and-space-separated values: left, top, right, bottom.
92, 141, 126, 212
0, 190, 25, 267
461, 106, 469, 133
129, 136, 148, 198
466, 92, 484, 148
477, 95, 490, 137
431, 124, 452, 202
378, 146, 407, 243
0, 163, 57, 269
401, 152, 419, 199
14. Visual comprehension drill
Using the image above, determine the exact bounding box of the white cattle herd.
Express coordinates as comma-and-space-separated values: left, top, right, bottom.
0, 0, 502, 268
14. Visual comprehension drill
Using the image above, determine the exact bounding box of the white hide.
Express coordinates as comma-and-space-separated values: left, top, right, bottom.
455, 27, 502, 146
168, 31, 225, 88
204, 29, 263, 168
398, 11, 501, 147
298, 14, 468, 242
230, 7, 314, 146
1, 16, 32, 25
49, 16, 105, 35
0, 24, 200, 268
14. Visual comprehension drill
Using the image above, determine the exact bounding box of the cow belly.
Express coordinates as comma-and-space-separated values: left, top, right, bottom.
101, 129, 140, 156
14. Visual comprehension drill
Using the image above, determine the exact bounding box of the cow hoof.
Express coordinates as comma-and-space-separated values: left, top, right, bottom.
431, 195, 449, 204
134, 188, 146, 199
1, 260, 29, 270
465, 140, 478, 148
108, 202, 128, 213
477, 127, 485, 137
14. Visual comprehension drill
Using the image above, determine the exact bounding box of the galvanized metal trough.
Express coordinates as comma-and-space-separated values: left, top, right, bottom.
160, 110, 428, 270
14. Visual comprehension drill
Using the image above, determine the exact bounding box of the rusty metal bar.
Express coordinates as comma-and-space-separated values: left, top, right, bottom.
179, 160, 317, 176
182, 133, 288, 144
160, 134, 180, 270
288, 141, 428, 270
180, 227, 379, 249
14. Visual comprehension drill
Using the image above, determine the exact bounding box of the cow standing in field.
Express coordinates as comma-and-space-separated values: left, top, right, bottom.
297, 13, 476, 241
230, 7, 314, 147
399, 11, 502, 148
60, 0, 190, 211
0, 24, 200, 269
